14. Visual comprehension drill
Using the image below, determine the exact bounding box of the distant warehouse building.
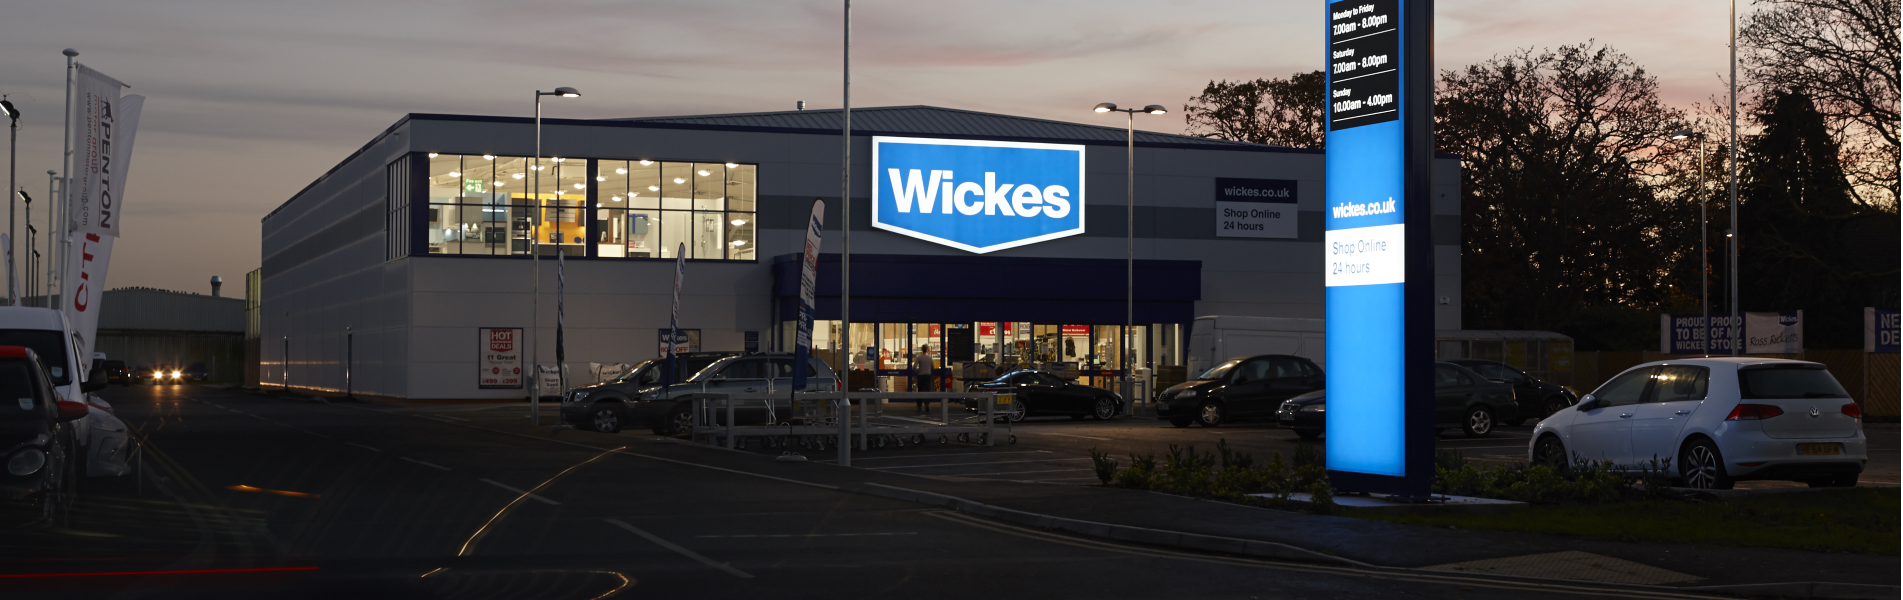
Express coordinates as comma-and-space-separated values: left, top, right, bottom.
259, 106, 1466, 400
95, 286, 244, 380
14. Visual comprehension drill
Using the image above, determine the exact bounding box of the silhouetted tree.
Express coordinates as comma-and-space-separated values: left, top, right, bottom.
1742, 0, 1899, 209
1182, 71, 1325, 148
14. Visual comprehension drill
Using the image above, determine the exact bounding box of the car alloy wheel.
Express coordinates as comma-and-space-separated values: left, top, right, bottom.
591, 407, 622, 433
1197, 402, 1223, 427
1546, 396, 1570, 417
666, 407, 694, 436
1462, 407, 1493, 437
1004, 400, 1028, 423
1092, 397, 1116, 421
1533, 435, 1568, 471
1679, 440, 1732, 490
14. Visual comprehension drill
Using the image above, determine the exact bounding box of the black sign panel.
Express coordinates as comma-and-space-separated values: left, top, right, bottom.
1327, 0, 1400, 131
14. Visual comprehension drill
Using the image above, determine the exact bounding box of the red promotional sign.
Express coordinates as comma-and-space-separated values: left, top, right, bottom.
489, 329, 516, 353
1062, 325, 1090, 336
478, 327, 524, 389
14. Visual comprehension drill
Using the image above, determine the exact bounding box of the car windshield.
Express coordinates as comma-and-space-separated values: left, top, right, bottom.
680, 356, 735, 382
1197, 359, 1242, 380
611, 361, 656, 384
0, 329, 70, 385
1738, 366, 1849, 399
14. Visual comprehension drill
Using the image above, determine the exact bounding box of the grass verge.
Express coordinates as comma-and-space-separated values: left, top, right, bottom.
1350, 487, 1900, 554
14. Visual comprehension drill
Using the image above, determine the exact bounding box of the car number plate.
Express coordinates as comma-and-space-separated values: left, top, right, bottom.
1796, 443, 1843, 456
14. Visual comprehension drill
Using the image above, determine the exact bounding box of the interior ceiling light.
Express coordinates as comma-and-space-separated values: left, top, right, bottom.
483, 155, 495, 160
533, 165, 545, 170
639, 160, 653, 166
731, 240, 747, 246
730, 219, 747, 226
648, 185, 659, 191
492, 181, 504, 187
427, 152, 439, 158
573, 183, 585, 189
616, 168, 627, 175
513, 173, 524, 179
596, 176, 606, 181
673, 178, 685, 184
449, 171, 461, 177
697, 170, 710, 176
611, 196, 622, 201
553, 157, 565, 162
725, 162, 738, 168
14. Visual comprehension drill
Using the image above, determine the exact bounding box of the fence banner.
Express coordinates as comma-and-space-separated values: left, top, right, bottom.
1867, 307, 1900, 353
1661, 311, 1802, 354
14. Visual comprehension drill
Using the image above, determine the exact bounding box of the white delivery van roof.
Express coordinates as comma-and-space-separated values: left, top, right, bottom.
0, 306, 68, 330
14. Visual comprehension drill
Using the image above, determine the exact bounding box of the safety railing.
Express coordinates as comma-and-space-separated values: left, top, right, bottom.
688, 391, 1016, 467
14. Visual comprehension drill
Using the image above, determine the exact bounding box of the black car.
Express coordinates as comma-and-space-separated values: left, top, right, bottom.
1155, 355, 1324, 427
101, 360, 130, 385
563, 352, 843, 435
2, 346, 84, 528
1444, 359, 1577, 425
1275, 362, 1521, 438
183, 362, 210, 382
965, 370, 1123, 422
561, 352, 740, 433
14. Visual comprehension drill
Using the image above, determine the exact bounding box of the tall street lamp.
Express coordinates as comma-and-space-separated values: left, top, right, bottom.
1094, 102, 1166, 408
2, 97, 18, 303
1727, 0, 1741, 356
530, 86, 579, 425
1671, 130, 1709, 355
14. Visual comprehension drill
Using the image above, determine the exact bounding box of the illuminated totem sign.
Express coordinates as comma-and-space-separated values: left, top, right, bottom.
1322, 0, 1437, 497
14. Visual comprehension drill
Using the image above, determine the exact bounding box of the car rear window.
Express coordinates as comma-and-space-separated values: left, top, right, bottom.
1738, 367, 1848, 399
0, 360, 45, 418
0, 330, 70, 385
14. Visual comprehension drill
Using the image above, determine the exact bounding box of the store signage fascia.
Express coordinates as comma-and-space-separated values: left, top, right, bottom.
871, 136, 1086, 254
1322, 0, 1437, 498
1214, 178, 1298, 239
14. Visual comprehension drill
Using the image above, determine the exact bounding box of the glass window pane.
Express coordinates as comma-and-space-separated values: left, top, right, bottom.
627, 210, 659, 258
692, 211, 725, 259
658, 211, 688, 258
727, 164, 756, 212
693, 163, 725, 211
726, 212, 754, 260
601, 160, 630, 211
661, 163, 691, 210
597, 208, 626, 257
630, 160, 660, 209
427, 203, 454, 254
429, 154, 463, 203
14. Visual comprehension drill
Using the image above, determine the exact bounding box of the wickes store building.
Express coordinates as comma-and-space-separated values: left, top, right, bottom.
259, 106, 1463, 399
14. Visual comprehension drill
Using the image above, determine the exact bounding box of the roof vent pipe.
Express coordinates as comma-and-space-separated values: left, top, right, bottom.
210, 276, 223, 298
797, 101, 806, 111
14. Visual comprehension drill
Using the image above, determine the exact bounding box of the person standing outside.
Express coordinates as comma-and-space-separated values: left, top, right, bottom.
911, 344, 934, 412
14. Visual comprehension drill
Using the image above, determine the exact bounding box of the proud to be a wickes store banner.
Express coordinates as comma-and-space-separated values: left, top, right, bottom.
62, 64, 145, 365
1660, 311, 1803, 354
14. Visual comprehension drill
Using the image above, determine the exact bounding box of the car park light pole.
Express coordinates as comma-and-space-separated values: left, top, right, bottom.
1671, 130, 1708, 355
2, 96, 18, 291
531, 86, 579, 424
1094, 102, 1166, 407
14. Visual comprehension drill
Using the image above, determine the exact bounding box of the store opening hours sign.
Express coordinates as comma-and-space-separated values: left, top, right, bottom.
1323, 0, 1435, 498
479, 327, 524, 389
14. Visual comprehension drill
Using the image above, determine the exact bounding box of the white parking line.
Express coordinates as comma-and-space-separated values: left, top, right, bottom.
696, 532, 917, 538
482, 479, 559, 505
820, 450, 1052, 463
605, 518, 752, 578
401, 457, 451, 471
346, 442, 383, 452
868, 458, 1093, 470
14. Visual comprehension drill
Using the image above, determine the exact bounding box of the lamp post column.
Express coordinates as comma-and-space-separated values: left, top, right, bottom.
532, 93, 542, 424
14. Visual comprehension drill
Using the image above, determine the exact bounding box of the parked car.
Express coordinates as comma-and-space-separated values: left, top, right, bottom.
101, 360, 131, 385
562, 353, 836, 434
131, 365, 155, 385
1155, 354, 1325, 427
1, 346, 86, 527
964, 370, 1123, 422
0, 306, 130, 479
183, 362, 209, 382
1530, 358, 1866, 489
1445, 358, 1577, 424
1275, 362, 1521, 439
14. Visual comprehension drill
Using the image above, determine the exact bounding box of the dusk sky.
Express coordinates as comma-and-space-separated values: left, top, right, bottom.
2, 0, 1751, 295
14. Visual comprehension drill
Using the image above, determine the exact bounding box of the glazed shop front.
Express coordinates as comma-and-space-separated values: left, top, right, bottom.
771, 253, 1198, 393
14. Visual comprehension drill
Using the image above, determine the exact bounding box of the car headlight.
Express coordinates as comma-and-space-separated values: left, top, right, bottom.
569, 391, 590, 403
7, 448, 46, 476
1301, 404, 1325, 413
1178, 389, 1196, 398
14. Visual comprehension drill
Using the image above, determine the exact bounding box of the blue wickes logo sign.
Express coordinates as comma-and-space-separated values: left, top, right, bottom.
872, 137, 1086, 253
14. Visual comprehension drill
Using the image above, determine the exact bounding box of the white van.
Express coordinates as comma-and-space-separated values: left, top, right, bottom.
1185, 316, 1326, 377
0, 307, 130, 477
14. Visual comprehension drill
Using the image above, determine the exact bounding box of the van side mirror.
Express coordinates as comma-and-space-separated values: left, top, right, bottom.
56, 399, 89, 422
82, 366, 108, 393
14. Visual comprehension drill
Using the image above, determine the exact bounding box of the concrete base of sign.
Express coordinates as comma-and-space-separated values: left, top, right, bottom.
1257, 492, 1526, 514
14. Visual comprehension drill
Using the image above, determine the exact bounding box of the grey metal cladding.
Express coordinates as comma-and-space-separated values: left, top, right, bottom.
261, 203, 387, 278
616, 106, 1271, 149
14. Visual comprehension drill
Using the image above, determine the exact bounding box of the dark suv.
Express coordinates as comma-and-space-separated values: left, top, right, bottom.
562, 352, 838, 434
1444, 359, 1577, 425
1155, 354, 1324, 427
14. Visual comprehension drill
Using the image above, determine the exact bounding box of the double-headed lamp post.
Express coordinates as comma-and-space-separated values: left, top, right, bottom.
1670, 129, 1708, 355
1094, 102, 1166, 408
530, 86, 579, 425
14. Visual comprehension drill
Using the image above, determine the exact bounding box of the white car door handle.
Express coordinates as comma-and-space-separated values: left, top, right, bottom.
1618, 413, 1633, 419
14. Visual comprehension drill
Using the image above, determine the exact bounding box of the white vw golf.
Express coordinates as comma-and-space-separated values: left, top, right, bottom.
1529, 358, 1866, 489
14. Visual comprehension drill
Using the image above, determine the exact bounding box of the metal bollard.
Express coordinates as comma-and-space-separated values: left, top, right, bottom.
837, 398, 851, 467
